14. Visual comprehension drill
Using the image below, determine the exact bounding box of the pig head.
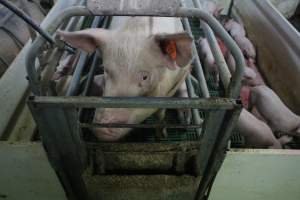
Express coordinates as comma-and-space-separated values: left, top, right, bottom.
58, 17, 193, 141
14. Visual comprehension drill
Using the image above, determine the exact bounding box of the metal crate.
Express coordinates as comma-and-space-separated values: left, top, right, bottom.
25, 0, 245, 199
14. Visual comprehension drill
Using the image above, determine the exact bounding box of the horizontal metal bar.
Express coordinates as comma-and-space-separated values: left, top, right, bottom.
28, 96, 240, 109
80, 122, 202, 129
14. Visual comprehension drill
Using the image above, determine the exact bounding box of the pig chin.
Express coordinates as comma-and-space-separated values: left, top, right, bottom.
93, 127, 131, 142
92, 109, 133, 141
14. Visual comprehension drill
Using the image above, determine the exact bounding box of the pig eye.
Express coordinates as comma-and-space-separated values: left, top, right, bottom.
138, 71, 151, 86
142, 75, 148, 81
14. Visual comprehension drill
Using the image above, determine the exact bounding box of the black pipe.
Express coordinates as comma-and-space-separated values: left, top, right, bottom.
0, 0, 55, 44
227, 0, 234, 18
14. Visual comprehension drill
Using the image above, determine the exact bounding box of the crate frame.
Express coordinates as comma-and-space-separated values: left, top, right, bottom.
26, 0, 245, 199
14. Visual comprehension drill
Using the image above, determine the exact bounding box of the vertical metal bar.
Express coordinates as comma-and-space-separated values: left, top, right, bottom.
195, 107, 242, 200
181, 0, 210, 98
186, 75, 203, 136
192, 0, 232, 91
82, 17, 111, 96
40, 48, 64, 95
28, 99, 89, 200
195, 110, 225, 175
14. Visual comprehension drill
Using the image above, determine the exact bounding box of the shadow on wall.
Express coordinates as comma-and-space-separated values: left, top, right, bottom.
0, 0, 47, 77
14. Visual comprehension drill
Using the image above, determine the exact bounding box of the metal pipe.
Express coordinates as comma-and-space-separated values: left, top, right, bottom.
192, 0, 232, 91
28, 96, 239, 109
195, 106, 242, 200
80, 122, 202, 129
181, 0, 210, 98
82, 53, 99, 96
186, 75, 204, 136
82, 17, 111, 96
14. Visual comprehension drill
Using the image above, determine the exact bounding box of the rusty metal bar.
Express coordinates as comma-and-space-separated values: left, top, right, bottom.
80, 122, 202, 129
28, 96, 239, 109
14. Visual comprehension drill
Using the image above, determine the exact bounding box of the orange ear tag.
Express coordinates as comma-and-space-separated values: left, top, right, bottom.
165, 40, 177, 60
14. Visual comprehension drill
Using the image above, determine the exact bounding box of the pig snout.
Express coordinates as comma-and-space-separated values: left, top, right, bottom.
93, 110, 131, 141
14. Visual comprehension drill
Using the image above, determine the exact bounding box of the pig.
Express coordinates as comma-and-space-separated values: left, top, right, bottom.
249, 85, 300, 138
202, 1, 224, 17
233, 36, 256, 60
245, 58, 265, 86
224, 19, 246, 38
237, 109, 282, 149
52, 53, 79, 81
58, 17, 193, 141
225, 53, 257, 86
198, 37, 220, 88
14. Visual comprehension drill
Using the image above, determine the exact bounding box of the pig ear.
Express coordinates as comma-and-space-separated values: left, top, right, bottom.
57, 28, 110, 53
154, 32, 193, 70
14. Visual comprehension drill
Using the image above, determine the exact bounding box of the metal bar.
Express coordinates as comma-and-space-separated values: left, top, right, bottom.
186, 76, 203, 136
195, 107, 242, 200
181, 0, 210, 98
80, 122, 202, 129
82, 17, 111, 96
28, 96, 239, 109
40, 48, 63, 95
192, 0, 232, 92
82, 52, 99, 96
27, 103, 89, 200
195, 110, 226, 176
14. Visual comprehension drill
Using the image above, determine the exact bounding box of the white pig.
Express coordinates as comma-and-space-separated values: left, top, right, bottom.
58, 17, 193, 141
202, 1, 224, 17
225, 53, 257, 86
233, 36, 256, 60
249, 85, 300, 138
224, 19, 246, 38
237, 109, 282, 149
